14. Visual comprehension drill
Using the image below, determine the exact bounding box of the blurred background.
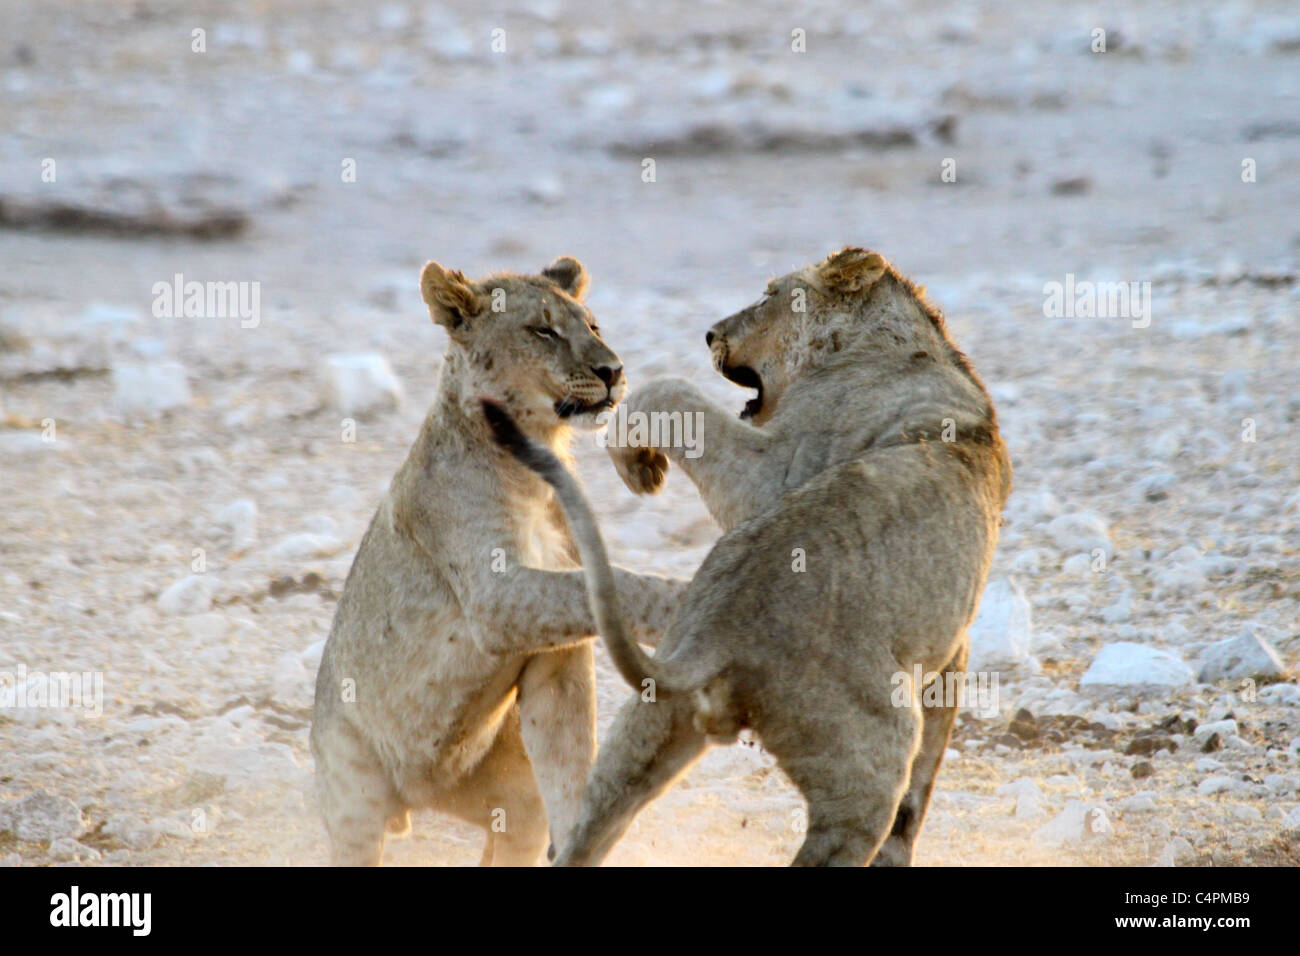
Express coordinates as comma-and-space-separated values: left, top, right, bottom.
1, 0, 1298, 866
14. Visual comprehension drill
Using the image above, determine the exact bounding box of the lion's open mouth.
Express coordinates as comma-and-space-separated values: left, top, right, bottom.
722, 364, 764, 420
555, 395, 615, 419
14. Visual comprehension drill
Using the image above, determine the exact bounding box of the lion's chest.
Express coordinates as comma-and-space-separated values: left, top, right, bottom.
508, 487, 573, 569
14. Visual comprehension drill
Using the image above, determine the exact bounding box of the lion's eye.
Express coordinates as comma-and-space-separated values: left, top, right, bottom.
528, 326, 563, 342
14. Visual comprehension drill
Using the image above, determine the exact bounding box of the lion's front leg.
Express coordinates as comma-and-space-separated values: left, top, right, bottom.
608, 376, 782, 530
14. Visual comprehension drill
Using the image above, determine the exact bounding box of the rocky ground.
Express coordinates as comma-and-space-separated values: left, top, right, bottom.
1, 0, 1298, 866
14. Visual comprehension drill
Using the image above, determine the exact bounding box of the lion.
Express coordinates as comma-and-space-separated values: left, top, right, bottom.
310, 256, 684, 866
485, 248, 1011, 866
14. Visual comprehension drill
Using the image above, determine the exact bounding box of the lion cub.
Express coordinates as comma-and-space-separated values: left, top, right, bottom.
310, 256, 683, 866
489, 248, 1011, 866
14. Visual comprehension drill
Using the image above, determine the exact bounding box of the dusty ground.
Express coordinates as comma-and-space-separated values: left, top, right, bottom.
1, 0, 1298, 866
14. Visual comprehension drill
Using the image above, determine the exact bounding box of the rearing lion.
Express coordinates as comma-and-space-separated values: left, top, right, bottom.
311, 256, 683, 866
487, 248, 1011, 866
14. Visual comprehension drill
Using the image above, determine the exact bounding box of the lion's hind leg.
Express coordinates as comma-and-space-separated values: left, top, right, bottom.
871, 644, 968, 867
554, 692, 708, 866
313, 717, 404, 867
767, 696, 920, 867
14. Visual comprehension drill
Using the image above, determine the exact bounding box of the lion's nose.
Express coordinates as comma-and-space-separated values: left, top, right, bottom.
705, 330, 716, 347
593, 364, 623, 388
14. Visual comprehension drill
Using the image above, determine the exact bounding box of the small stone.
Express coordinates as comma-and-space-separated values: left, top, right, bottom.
319, 353, 404, 417
1281, 806, 1300, 835
102, 814, 161, 850
268, 533, 344, 561
48, 837, 99, 862
157, 574, 213, 616
968, 578, 1034, 670
1080, 643, 1194, 691
1194, 719, 1238, 743
215, 499, 259, 551
112, 361, 191, 420
1196, 631, 1287, 682
1032, 800, 1111, 846
1131, 762, 1154, 779
1197, 776, 1238, 796
1229, 805, 1263, 823
1155, 836, 1195, 866
1046, 511, 1112, 558
6, 790, 86, 842
1118, 792, 1157, 813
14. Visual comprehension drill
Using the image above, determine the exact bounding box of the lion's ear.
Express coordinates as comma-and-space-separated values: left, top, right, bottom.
540, 256, 589, 301
817, 247, 888, 294
420, 261, 484, 329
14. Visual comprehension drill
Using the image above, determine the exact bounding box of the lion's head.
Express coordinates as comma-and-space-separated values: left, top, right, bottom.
421, 255, 624, 433
706, 247, 967, 425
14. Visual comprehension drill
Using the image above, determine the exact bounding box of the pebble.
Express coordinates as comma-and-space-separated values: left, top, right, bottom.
319, 353, 404, 417
215, 499, 259, 551
968, 578, 1034, 670
157, 574, 213, 616
1118, 792, 1157, 813
1196, 776, 1239, 796
112, 362, 191, 420
103, 814, 160, 851
1079, 642, 1194, 691
1196, 630, 1287, 682
1045, 511, 1112, 558
2, 790, 86, 842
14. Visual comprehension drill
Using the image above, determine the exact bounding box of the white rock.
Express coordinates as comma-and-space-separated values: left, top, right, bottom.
1079, 642, 1194, 691
112, 362, 191, 420
1283, 806, 1300, 835
268, 533, 344, 560
1193, 719, 1238, 744
48, 837, 99, 862
1032, 800, 1111, 847
1062, 552, 1094, 576
1022, 488, 1062, 523
1197, 776, 1238, 796
1155, 836, 1195, 866
103, 814, 160, 850
1152, 562, 1208, 601
1046, 511, 1112, 558
319, 353, 404, 416
302, 514, 339, 537
968, 578, 1034, 670
184, 613, 228, 642
1015, 791, 1046, 820
1118, 792, 1157, 813
996, 777, 1044, 801
1009, 548, 1050, 575
300, 639, 326, 667
1260, 683, 1300, 706
215, 499, 259, 551
1099, 591, 1132, 623
1196, 631, 1287, 682
1229, 804, 1263, 823
5, 790, 85, 842
157, 574, 213, 616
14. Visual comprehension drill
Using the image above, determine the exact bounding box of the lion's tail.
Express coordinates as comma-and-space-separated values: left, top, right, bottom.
481, 399, 683, 697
